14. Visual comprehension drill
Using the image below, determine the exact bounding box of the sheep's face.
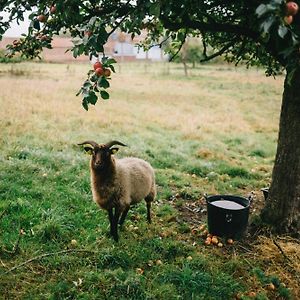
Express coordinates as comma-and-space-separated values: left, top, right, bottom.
80, 143, 119, 171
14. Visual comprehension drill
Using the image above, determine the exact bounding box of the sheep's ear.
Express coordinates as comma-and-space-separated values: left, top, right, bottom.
79, 143, 94, 155
110, 147, 119, 155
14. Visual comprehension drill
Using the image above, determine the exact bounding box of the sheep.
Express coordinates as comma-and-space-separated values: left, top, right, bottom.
78, 140, 156, 242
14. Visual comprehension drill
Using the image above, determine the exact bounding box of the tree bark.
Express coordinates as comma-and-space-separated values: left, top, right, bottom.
182, 61, 188, 77
261, 68, 300, 237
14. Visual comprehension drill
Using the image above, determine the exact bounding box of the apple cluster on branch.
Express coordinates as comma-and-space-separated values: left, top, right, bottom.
284, 1, 299, 24
76, 57, 116, 111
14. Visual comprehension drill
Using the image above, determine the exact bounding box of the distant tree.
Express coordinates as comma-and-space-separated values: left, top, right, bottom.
186, 44, 204, 68
171, 39, 211, 76
1, 0, 300, 236
172, 40, 206, 76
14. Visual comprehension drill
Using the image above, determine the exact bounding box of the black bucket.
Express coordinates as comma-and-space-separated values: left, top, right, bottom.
205, 194, 250, 239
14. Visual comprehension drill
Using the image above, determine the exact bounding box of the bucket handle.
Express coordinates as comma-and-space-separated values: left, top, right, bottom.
225, 213, 233, 223
204, 193, 208, 202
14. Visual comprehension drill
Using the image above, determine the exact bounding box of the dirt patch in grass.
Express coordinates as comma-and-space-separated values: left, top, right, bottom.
174, 188, 266, 227
172, 189, 300, 299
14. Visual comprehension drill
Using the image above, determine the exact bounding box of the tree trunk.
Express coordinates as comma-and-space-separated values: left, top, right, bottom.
261, 68, 300, 237
182, 61, 188, 77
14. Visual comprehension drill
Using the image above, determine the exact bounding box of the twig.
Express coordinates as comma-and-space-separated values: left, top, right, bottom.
4, 249, 97, 274
185, 206, 197, 213
169, 29, 188, 62
235, 244, 253, 253
148, 35, 171, 49
272, 238, 293, 263
107, 0, 133, 38
200, 40, 236, 63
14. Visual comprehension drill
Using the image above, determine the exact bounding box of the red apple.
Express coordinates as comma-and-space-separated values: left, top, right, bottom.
93, 61, 102, 70
286, 2, 299, 16
284, 15, 293, 24
37, 14, 47, 23
50, 5, 57, 14
40, 35, 49, 41
85, 31, 92, 37
95, 67, 104, 76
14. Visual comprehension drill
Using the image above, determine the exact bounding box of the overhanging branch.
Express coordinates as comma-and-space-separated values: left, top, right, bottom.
200, 40, 237, 62
160, 15, 259, 40
169, 29, 188, 62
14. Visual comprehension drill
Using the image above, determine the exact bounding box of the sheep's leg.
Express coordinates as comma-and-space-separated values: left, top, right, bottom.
112, 207, 121, 242
108, 208, 114, 236
145, 190, 155, 224
119, 206, 130, 226
144, 200, 152, 224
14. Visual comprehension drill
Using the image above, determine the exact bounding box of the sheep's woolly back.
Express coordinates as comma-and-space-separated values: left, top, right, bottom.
90, 157, 156, 210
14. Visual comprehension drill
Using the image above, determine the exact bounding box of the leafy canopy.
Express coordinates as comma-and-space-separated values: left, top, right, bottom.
1, 0, 299, 109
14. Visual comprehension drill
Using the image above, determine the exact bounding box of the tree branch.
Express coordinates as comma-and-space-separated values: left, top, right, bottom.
169, 29, 188, 62
160, 16, 259, 40
200, 40, 237, 62
149, 35, 171, 49
106, 1, 143, 39
201, 31, 208, 59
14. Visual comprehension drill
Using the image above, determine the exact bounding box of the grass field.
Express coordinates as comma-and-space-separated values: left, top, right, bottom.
0, 61, 298, 299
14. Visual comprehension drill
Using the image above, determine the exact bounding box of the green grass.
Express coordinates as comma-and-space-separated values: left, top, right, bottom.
0, 61, 294, 299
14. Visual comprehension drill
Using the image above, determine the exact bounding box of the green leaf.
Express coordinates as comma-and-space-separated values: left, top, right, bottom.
261, 16, 275, 34
106, 58, 117, 65
149, 3, 160, 17
109, 65, 116, 73
90, 74, 98, 82
279, 46, 294, 59
177, 31, 186, 41
72, 38, 83, 46
87, 91, 97, 105
278, 26, 288, 39
286, 67, 297, 86
73, 47, 79, 58
291, 32, 299, 45
76, 88, 82, 96
100, 90, 110, 100
82, 99, 89, 111
98, 77, 110, 89
88, 16, 97, 27
83, 81, 92, 88
82, 89, 90, 97
94, 39, 104, 52
256, 4, 267, 17
33, 19, 40, 30
82, 35, 89, 45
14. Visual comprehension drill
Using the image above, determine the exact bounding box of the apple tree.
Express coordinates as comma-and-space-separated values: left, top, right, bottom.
1, 0, 300, 236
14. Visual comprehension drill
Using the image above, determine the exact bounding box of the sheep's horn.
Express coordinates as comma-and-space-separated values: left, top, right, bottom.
105, 140, 127, 148
78, 140, 98, 148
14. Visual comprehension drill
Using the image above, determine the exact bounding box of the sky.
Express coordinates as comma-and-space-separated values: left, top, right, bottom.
1, 11, 31, 37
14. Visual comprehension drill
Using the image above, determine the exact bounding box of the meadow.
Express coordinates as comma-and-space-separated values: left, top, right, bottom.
0, 61, 298, 299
